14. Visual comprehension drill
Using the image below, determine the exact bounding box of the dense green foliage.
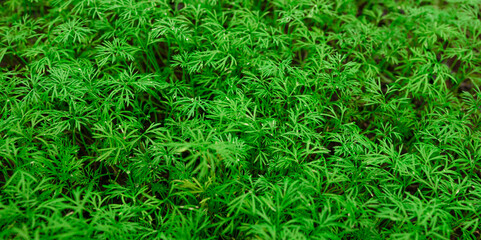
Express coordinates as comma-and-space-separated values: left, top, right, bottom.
1, 0, 481, 239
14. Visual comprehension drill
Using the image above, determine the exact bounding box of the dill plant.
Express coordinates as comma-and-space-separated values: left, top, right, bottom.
1, 0, 481, 239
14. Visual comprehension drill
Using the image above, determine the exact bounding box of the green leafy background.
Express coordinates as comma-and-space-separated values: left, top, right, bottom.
1, 0, 481, 239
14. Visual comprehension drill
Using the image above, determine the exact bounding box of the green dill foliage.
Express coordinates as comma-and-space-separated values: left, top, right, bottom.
1, 0, 481, 239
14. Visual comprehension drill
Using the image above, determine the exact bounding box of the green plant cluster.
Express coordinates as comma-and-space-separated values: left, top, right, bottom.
1, 0, 481, 239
